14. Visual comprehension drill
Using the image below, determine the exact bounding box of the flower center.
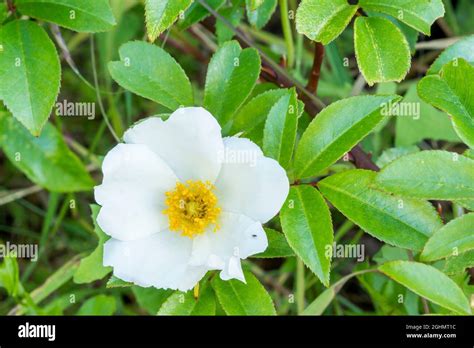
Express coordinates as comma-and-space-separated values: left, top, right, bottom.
163, 180, 221, 238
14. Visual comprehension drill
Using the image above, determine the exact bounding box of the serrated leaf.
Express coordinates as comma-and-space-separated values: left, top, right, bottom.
395, 84, 459, 147
375, 150, 474, 200
211, 270, 276, 315
74, 205, 112, 284
375, 145, 420, 168
246, 0, 277, 29
216, 4, 244, 45
359, 0, 445, 35
319, 170, 443, 251
106, 275, 133, 288
294, 95, 401, 179
178, 0, 225, 30
296, 0, 358, 45
158, 285, 216, 315
418, 59, 474, 148
145, 0, 192, 42
230, 88, 289, 144
428, 35, 474, 75
280, 186, 333, 286
0, 20, 60, 136
444, 250, 474, 275
203, 41, 260, 127
77, 295, 116, 315
263, 88, 298, 169
354, 16, 410, 85
0, 113, 94, 192
132, 286, 173, 315
421, 213, 474, 261
15, 0, 116, 32
109, 41, 193, 110
379, 261, 471, 314
253, 228, 295, 258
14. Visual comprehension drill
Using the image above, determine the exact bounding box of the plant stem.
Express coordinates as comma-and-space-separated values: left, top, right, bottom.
279, 0, 294, 68
296, 258, 305, 314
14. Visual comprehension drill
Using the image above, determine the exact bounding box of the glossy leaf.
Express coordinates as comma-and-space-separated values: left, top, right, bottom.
246, 0, 277, 29
296, 0, 358, 45
294, 95, 401, 179
211, 270, 276, 315
263, 88, 298, 169
0, 20, 60, 136
375, 150, 474, 200
178, 0, 225, 30
354, 16, 410, 85
132, 287, 173, 315
15, 0, 116, 32
418, 59, 474, 148
109, 41, 193, 110
280, 186, 333, 286
0, 113, 94, 192
359, 0, 445, 35
145, 0, 192, 41
158, 286, 216, 315
428, 35, 474, 74
230, 88, 288, 143
77, 295, 116, 315
319, 170, 443, 251
253, 228, 295, 258
421, 213, 474, 261
444, 250, 474, 275
379, 261, 471, 314
203, 41, 261, 127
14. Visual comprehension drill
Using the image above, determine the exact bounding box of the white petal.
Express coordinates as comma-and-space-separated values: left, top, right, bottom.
190, 212, 267, 282
215, 137, 289, 223
103, 231, 207, 291
123, 107, 224, 182
95, 143, 178, 241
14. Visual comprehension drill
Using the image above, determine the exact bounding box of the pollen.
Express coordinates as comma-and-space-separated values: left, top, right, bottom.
163, 180, 221, 238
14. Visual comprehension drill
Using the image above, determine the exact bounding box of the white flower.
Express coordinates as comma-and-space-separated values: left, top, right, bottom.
95, 107, 289, 291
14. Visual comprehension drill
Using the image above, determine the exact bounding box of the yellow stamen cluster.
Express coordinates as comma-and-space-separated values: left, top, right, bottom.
163, 180, 220, 238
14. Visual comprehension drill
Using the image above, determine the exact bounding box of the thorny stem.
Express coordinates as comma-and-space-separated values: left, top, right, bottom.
279, 0, 295, 68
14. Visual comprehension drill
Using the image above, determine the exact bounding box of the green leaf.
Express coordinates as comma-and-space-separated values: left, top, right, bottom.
395, 84, 459, 147
0, 114, 94, 192
319, 170, 443, 251
230, 88, 289, 143
296, 0, 358, 45
145, 0, 192, 41
375, 145, 420, 168
421, 213, 474, 261
253, 228, 295, 258
109, 41, 193, 111
73, 205, 112, 284
359, 0, 445, 35
0, 20, 60, 136
158, 285, 216, 315
211, 270, 276, 315
280, 186, 333, 286
15, 0, 116, 32
294, 95, 401, 179
0, 2, 7, 23
0, 256, 24, 298
203, 41, 261, 127
428, 35, 474, 74
444, 250, 474, 275
77, 295, 116, 315
216, 4, 244, 44
354, 16, 410, 86
379, 261, 471, 314
246, 0, 277, 29
106, 275, 133, 288
248, 0, 265, 11
263, 88, 298, 169
375, 150, 474, 200
418, 59, 474, 148
178, 0, 225, 30
132, 286, 173, 315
